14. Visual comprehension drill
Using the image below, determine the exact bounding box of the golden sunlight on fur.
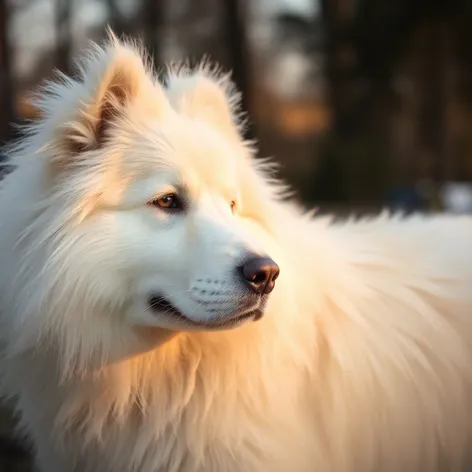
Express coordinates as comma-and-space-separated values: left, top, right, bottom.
0, 31, 471, 472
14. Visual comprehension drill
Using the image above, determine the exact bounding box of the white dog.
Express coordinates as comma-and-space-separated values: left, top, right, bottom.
0, 33, 471, 472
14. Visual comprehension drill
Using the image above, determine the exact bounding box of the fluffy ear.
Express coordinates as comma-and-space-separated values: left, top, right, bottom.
164, 65, 244, 140
38, 32, 165, 156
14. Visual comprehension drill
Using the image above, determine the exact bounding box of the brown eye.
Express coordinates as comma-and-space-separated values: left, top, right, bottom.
230, 200, 236, 213
149, 194, 182, 211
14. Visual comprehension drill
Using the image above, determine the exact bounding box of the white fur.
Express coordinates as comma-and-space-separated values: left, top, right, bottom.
1, 33, 472, 472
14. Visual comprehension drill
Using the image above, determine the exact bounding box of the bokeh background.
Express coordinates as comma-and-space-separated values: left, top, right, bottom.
1, 0, 472, 468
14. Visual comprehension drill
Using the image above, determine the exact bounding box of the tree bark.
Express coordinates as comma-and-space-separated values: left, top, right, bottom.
223, 0, 253, 139
143, 0, 164, 66
55, 0, 72, 74
0, 0, 14, 144
418, 20, 447, 185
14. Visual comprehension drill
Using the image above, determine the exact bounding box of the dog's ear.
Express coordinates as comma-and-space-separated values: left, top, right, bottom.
41, 32, 166, 157
164, 66, 244, 141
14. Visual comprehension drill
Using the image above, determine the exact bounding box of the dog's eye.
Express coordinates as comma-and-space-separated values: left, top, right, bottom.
231, 201, 236, 213
149, 194, 182, 211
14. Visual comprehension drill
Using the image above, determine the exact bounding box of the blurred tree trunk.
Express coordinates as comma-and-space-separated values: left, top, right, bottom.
106, 0, 125, 35
418, 21, 448, 185
319, 0, 357, 136
106, 0, 137, 38
319, 0, 339, 128
0, 0, 14, 144
55, 0, 72, 74
144, 0, 164, 66
223, 0, 253, 139
315, 0, 352, 201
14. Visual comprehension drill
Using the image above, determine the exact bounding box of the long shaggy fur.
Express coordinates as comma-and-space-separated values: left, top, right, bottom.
0, 33, 472, 472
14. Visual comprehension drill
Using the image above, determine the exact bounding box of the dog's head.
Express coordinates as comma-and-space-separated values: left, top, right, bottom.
1, 34, 291, 369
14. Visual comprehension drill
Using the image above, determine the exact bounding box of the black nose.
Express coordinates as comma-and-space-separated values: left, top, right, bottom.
240, 257, 280, 295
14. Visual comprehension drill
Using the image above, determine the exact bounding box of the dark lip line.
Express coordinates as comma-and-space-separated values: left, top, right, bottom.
148, 296, 261, 328
165, 308, 260, 328
183, 310, 259, 328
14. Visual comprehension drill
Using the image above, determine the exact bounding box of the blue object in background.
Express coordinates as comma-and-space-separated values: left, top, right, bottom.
386, 186, 422, 213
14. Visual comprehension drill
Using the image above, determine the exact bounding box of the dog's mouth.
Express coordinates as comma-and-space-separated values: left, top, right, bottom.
148, 295, 263, 329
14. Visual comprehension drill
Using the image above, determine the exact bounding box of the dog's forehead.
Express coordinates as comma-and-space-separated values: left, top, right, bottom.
126, 114, 239, 192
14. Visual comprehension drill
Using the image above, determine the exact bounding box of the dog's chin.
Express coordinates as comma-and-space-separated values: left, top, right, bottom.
147, 295, 265, 331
